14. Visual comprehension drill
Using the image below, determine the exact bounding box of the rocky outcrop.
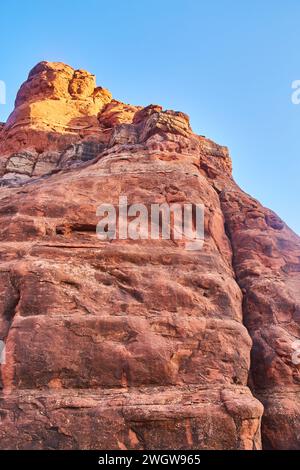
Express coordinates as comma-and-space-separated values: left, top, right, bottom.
220, 190, 300, 449
0, 61, 113, 182
0, 62, 298, 450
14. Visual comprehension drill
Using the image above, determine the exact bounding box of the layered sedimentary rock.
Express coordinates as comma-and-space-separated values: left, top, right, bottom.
0, 62, 299, 449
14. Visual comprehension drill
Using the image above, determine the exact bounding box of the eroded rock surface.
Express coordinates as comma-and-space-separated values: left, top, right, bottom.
0, 62, 298, 449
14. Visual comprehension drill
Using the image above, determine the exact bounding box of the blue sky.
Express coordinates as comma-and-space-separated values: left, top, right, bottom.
0, 0, 299, 233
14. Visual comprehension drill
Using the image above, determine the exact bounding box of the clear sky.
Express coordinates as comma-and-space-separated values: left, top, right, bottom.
0, 0, 299, 234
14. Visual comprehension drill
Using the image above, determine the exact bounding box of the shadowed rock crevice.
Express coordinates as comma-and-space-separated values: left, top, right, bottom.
218, 189, 300, 450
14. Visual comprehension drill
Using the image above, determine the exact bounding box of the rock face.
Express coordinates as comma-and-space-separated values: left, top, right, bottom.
0, 62, 299, 450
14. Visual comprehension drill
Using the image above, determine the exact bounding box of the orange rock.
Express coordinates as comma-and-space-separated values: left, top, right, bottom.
0, 61, 299, 450
0, 61, 113, 160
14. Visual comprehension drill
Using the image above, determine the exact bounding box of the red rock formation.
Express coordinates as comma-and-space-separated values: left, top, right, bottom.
0, 61, 298, 450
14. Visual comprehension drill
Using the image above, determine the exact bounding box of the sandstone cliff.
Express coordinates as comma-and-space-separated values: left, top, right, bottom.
0, 62, 299, 450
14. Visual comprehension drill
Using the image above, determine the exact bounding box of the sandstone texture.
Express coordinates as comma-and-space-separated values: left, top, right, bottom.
0, 62, 299, 449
